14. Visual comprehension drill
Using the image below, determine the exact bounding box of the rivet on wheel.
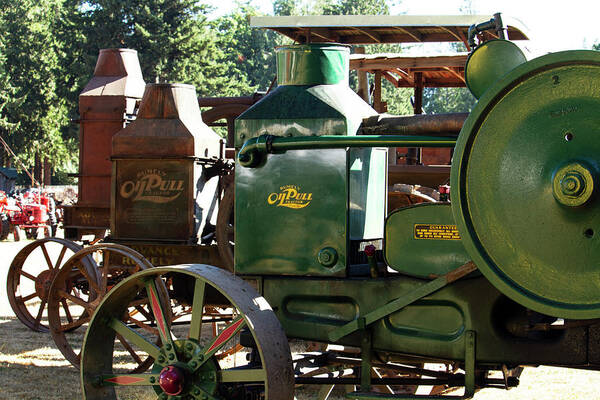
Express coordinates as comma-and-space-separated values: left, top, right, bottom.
186, 343, 193, 350
150, 376, 156, 383
190, 361, 197, 368
166, 344, 172, 350
169, 353, 175, 360
158, 356, 165, 363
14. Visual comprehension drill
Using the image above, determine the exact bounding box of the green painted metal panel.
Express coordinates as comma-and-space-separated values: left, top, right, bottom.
452, 50, 600, 319
276, 44, 349, 85
465, 39, 526, 99
385, 203, 470, 278
349, 148, 387, 240
235, 149, 347, 276
263, 275, 589, 365
235, 85, 376, 147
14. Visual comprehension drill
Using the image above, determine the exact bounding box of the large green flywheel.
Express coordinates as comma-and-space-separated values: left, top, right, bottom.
452, 50, 600, 319
80, 264, 294, 400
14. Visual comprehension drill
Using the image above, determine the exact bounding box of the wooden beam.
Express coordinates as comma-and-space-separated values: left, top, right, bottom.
373, 71, 383, 113
349, 55, 467, 70
355, 47, 370, 103
309, 27, 339, 42
393, 68, 414, 86
352, 27, 382, 43
381, 70, 400, 88
442, 66, 466, 84
391, 26, 423, 42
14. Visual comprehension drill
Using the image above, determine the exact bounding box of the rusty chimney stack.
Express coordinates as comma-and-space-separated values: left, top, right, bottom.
64, 49, 145, 239
111, 83, 223, 243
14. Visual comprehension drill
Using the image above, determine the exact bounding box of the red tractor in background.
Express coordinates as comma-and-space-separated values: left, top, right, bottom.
0, 190, 9, 240
0, 189, 51, 241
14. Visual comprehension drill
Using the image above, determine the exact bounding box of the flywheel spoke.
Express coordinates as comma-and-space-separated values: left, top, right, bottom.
218, 368, 266, 383
18, 269, 37, 281
33, 299, 47, 328
100, 373, 160, 386
56, 317, 88, 332
145, 278, 176, 358
189, 278, 206, 340
57, 289, 93, 311
19, 292, 38, 302
108, 317, 161, 360
54, 246, 68, 269
189, 384, 221, 400
116, 333, 144, 365
77, 265, 101, 295
60, 298, 73, 323
40, 243, 53, 270
189, 315, 246, 372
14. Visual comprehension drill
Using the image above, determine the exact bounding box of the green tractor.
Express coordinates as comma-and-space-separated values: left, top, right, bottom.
79, 14, 600, 400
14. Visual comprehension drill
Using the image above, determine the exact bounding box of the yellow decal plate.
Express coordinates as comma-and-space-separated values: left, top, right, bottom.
267, 185, 312, 209
414, 224, 461, 240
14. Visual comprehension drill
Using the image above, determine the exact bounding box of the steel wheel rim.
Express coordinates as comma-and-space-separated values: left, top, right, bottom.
6, 238, 83, 332
81, 264, 294, 400
48, 243, 165, 371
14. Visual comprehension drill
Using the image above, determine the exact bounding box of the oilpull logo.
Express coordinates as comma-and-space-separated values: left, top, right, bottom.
120, 169, 184, 203
267, 185, 313, 209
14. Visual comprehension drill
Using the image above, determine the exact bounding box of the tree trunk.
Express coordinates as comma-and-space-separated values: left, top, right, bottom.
34, 153, 42, 186
44, 157, 51, 185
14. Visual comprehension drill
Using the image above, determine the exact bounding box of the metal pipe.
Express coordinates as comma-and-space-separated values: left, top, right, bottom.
359, 112, 468, 137
294, 376, 519, 388
238, 135, 456, 168
467, 13, 504, 49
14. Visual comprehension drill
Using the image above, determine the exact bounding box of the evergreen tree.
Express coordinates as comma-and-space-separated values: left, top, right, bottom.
321, 0, 389, 15
76, 0, 246, 96
0, 0, 76, 175
273, 0, 299, 16
214, 2, 278, 92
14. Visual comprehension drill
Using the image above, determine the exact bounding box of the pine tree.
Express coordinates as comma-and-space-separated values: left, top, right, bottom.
214, 3, 278, 93
0, 0, 76, 176
76, 0, 246, 96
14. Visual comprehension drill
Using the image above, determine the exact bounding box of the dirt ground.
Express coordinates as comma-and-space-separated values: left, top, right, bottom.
1, 236, 600, 399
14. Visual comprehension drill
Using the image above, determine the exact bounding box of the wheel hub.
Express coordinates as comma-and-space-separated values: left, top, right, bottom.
159, 366, 185, 395
153, 339, 218, 398
552, 162, 595, 207
34, 270, 55, 299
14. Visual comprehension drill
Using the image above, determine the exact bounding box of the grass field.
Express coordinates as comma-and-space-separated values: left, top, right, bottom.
2, 238, 600, 399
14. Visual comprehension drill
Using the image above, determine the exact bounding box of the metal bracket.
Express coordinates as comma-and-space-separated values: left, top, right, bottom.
328, 262, 477, 342
345, 330, 477, 400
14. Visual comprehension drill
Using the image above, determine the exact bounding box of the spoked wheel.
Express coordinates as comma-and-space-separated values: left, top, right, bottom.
81, 264, 294, 400
216, 180, 234, 271
7, 238, 84, 332
48, 243, 167, 371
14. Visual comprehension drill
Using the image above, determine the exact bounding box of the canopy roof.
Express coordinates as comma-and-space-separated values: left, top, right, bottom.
250, 15, 529, 47
350, 53, 468, 87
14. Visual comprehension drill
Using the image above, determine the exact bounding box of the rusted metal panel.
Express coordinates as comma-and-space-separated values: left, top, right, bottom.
112, 83, 222, 160
77, 49, 145, 208
112, 159, 194, 242
106, 243, 223, 268
388, 164, 450, 187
